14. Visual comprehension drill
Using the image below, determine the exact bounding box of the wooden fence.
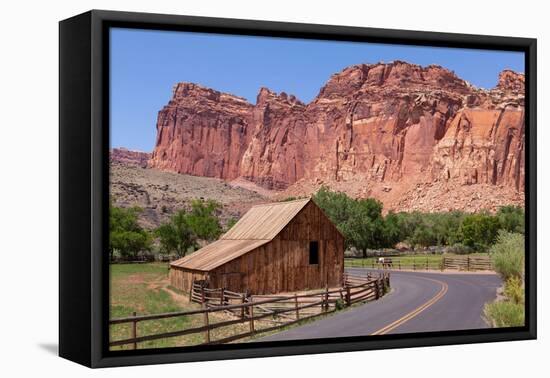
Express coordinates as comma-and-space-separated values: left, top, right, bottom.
109, 272, 390, 349
345, 258, 443, 271
344, 256, 492, 272
442, 256, 492, 271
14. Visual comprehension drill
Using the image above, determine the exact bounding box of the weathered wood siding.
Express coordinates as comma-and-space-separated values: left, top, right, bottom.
209, 201, 344, 294
169, 268, 207, 293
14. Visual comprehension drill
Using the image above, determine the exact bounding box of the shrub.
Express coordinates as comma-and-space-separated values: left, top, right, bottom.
485, 232, 525, 328
490, 231, 525, 280
484, 301, 524, 327
335, 298, 345, 310
504, 276, 525, 305
280, 196, 297, 202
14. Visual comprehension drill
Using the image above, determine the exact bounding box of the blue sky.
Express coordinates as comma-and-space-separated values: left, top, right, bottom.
110, 28, 524, 152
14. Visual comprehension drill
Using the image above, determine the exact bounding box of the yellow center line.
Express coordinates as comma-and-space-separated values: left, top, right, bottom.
371, 276, 449, 335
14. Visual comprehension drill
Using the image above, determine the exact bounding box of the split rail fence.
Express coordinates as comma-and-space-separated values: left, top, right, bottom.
109, 272, 390, 349
344, 255, 492, 271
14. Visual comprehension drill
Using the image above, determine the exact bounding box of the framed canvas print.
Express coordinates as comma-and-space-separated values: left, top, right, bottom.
59, 10, 536, 368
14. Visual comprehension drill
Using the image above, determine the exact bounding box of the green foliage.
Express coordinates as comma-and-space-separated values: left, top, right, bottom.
504, 276, 525, 305
458, 214, 501, 251
110, 204, 151, 260
185, 199, 222, 241
335, 298, 345, 310
154, 199, 223, 258
497, 206, 525, 234
484, 300, 525, 327
381, 211, 402, 248
313, 186, 356, 228
490, 231, 525, 280
314, 187, 389, 256
155, 210, 198, 258
344, 198, 385, 257
313, 186, 523, 254
280, 196, 297, 202
484, 232, 525, 328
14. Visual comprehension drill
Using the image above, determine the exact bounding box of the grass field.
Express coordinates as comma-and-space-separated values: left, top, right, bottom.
110, 263, 204, 349
344, 253, 489, 270
110, 263, 253, 350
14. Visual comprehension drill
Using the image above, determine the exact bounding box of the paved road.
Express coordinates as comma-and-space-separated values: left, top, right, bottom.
259, 269, 501, 342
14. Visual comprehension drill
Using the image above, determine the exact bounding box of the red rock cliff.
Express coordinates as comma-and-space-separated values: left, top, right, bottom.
149, 62, 525, 211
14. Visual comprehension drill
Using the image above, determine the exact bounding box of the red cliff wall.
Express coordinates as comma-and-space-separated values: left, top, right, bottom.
148, 62, 525, 211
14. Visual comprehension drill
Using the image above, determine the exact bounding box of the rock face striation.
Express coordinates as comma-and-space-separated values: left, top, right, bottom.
111, 148, 151, 168
149, 61, 525, 212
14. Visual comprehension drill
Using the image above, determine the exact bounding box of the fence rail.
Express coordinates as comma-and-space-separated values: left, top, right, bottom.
344, 258, 443, 271
344, 255, 492, 272
109, 272, 390, 349
443, 256, 492, 271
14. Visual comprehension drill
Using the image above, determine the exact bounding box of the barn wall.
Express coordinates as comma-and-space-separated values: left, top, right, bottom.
210, 201, 344, 294
169, 267, 207, 293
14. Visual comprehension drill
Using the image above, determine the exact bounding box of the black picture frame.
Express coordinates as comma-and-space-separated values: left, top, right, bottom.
59, 9, 537, 368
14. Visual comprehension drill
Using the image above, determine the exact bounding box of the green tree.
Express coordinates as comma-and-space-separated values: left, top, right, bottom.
342, 198, 385, 257
185, 199, 223, 241
381, 211, 402, 248
313, 186, 356, 229
458, 214, 501, 251
497, 206, 525, 234
155, 210, 198, 258
438, 211, 466, 245
109, 204, 151, 260
409, 223, 438, 248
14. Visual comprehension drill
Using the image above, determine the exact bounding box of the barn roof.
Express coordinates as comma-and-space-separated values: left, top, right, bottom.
170, 198, 311, 271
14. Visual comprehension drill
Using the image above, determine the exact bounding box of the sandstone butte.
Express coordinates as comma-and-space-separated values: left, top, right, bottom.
148, 61, 525, 213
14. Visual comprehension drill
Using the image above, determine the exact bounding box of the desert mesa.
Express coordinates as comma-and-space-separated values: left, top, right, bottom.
142, 60, 525, 213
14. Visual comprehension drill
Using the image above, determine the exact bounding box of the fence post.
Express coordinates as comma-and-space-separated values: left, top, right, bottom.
324, 285, 329, 312
294, 293, 300, 320
467, 257, 471, 271
201, 285, 206, 304
220, 287, 225, 306
374, 280, 380, 300
202, 305, 210, 343
249, 302, 255, 334
345, 286, 351, 307
132, 311, 137, 350
240, 293, 246, 319
426, 257, 429, 270
399, 260, 401, 270
189, 279, 194, 302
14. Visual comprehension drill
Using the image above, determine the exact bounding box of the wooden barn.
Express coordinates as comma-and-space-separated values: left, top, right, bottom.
169, 198, 344, 295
